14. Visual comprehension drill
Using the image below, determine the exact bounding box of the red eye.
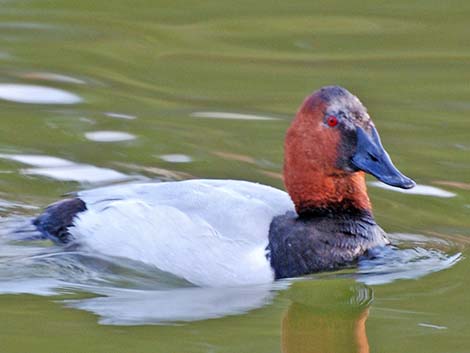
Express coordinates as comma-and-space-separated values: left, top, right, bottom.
326, 116, 338, 127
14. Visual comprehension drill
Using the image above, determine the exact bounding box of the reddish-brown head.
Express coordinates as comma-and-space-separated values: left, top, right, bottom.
284, 86, 414, 216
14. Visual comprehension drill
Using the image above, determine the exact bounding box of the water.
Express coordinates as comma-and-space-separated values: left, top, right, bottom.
0, 0, 469, 352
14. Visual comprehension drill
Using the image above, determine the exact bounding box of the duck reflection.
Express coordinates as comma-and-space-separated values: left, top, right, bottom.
281, 279, 372, 353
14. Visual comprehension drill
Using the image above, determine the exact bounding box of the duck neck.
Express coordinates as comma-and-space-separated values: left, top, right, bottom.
285, 170, 372, 219
283, 124, 372, 219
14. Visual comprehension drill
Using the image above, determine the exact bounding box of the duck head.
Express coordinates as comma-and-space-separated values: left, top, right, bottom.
284, 86, 415, 216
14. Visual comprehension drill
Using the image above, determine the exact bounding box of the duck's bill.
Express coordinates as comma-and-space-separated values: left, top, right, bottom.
351, 126, 415, 189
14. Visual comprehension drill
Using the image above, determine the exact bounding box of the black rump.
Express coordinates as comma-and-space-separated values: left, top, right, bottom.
33, 198, 87, 244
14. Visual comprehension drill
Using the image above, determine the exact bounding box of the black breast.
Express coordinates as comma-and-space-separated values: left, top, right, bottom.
267, 211, 388, 279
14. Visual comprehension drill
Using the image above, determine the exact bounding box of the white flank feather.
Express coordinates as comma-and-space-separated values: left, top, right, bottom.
71, 179, 295, 286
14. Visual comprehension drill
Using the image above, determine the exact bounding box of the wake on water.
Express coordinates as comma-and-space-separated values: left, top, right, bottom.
0, 215, 463, 325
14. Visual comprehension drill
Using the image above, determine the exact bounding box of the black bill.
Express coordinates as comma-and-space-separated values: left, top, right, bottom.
351, 126, 415, 189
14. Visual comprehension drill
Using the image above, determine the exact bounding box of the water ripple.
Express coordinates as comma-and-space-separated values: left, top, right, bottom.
159, 154, 192, 163
85, 131, 137, 142
0, 153, 130, 184
370, 181, 456, 198
104, 112, 137, 120
0, 84, 82, 104
191, 111, 280, 121
0, 219, 461, 325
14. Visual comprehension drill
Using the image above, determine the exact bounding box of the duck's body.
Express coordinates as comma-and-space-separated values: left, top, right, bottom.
33, 86, 414, 286
37, 180, 292, 286
34, 179, 388, 286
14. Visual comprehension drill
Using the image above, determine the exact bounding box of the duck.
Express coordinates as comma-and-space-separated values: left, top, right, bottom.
33, 86, 415, 287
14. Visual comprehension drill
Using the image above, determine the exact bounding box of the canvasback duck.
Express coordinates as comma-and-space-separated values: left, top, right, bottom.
33, 86, 415, 286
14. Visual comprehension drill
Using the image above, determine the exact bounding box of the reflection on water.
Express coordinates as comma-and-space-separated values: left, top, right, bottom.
24, 165, 128, 183
67, 283, 281, 325
104, 112, 137, 120
0, 22, 57, 30
417, 322, 447, 330
369, 181, 456, 198
0, 0, 468, 351
0, 199, 38, 212
191, 111, 280, 121
159, 154, 192, 163
0, 217, 461, 326
0, 153, 132, 183
84, 131, 137, 142
19, 72, 86, 85
0, 84, 82, 104
0, 154, 78, 167
281, 280, 372, 353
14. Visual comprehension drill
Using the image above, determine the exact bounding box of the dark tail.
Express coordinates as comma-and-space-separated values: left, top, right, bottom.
33, 198, 87, 244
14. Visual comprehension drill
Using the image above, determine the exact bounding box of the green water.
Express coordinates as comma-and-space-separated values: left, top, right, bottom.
0, 0, 469, 352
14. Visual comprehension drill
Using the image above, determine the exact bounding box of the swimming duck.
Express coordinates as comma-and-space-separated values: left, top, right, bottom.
33, 86, 415, 287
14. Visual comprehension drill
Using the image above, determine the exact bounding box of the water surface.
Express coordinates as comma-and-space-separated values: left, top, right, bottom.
0, 0, 469, 352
